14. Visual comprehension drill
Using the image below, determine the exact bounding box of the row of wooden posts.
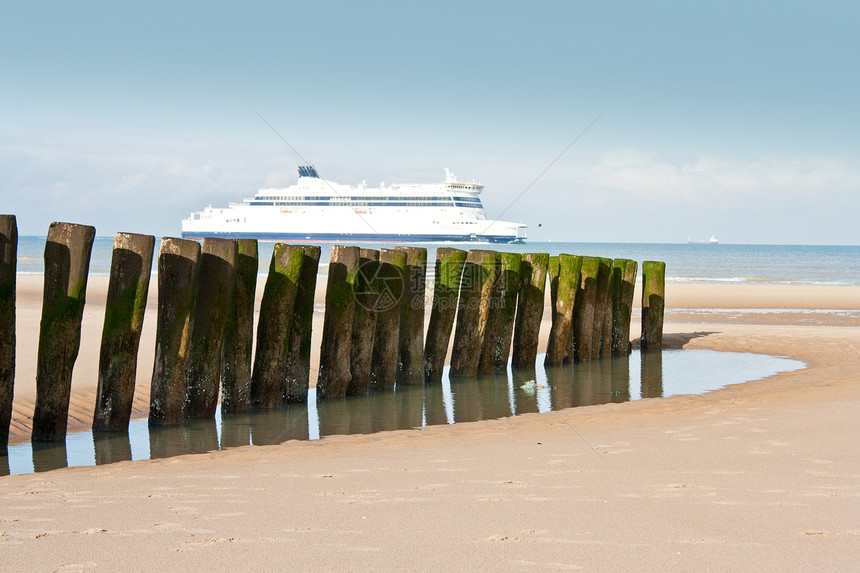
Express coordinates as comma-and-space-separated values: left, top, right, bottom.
0, 215, 666, 448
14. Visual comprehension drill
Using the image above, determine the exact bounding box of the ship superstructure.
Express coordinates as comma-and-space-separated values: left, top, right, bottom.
181, 167, 527, 243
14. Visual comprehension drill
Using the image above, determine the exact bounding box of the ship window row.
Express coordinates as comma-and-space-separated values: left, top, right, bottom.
250, 200, 484, 208
255, 195, 452, 202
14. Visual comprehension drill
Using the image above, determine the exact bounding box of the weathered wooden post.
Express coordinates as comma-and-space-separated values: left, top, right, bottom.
572, 256, 600, 362
0, 215, 17, 450
221, 239, 258, 412
610, 259, 637, 355
250, 243, 305, 409
348, 248, 379, 395
185, 238, 237, 419
317, 245, 360, 399
32, 222, 96, 442
395, 246, 427, 385
591, 257, 612, 359
511, 253, 548, 370
479, 252, 520, 373
449, 250, 498, 378
641, 261, 666, 351
148, 238, 200, 427
283, 245, 320, 403
369, 249, 406, 391
545, 254, 582, 366
424, 248, 467, 381
92, 232, 155, 432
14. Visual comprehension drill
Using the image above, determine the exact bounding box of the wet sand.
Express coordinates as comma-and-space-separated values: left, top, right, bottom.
1, 277, 858, 570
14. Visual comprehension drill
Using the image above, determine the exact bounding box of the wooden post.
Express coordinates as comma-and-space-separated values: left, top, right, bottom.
395, 246, 427, 385
348, 248, 379, 395
283, 245, 320, 403
221, 239, 258, 412
92, 232, 155, 432
610, 259, 637, 355
511, 253, 548, 370
0, 215, 17, 450
317, 245, 360, 399
641, 261, 666, 351
591, 257, 612, 359
449, 250, 498, 378
479, 252, 520, 373
572, 256, 600, 362
424, 248, 467, 381
544, 254, 582, 366
31, 222, 96, 442
250, 243, 305, 409
369, 249, 406, 391
148, 238, 200, 427
185, 238, 238, 419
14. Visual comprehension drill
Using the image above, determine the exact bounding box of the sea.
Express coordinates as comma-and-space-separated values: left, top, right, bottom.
13, 237, 860, 286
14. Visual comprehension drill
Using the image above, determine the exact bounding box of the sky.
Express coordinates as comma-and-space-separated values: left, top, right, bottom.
1, 1, 858, 245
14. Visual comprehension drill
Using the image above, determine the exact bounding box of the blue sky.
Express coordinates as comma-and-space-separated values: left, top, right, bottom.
2, 1, 858, 244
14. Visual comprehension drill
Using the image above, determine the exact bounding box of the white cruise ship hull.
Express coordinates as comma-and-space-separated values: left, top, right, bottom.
181, 168, 527, 243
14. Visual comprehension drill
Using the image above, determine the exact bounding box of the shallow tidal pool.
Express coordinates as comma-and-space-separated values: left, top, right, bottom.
2, 349, 804, 475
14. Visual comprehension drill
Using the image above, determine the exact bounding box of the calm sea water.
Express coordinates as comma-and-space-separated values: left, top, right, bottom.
14, 236, 860, 286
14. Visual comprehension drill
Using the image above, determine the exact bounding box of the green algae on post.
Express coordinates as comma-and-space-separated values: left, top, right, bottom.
221, 239, 258, 412
369, 248, 407, 391
0, 215, 17, 450
591, 257, 613, 359
641, 260, 666, 351
148, 237, 200, 427
32, 222, 96, 442
93, 232, 155, 432
450, 250, 498, 378
572, 256, 600, 362
424, 247, 467, 381
348, 248, 380, 395
283, 245, 320, 403
395, 246, 427, 385
610, 259, 637, 355
250, 243, 305, 409
544, 254, 582, 367
185, 238, 238, 419
479, 252, 520, 374
317, 245, 360, 399
511, 253, 548, 370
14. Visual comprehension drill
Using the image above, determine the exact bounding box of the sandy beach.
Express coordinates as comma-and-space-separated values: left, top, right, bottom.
1, 276, 858, 570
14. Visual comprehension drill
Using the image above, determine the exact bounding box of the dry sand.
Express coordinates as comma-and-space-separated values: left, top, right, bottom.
1, 276, 858, 570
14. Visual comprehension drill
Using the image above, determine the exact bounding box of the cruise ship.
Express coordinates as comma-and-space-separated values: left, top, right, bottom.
181, 167, 527, 243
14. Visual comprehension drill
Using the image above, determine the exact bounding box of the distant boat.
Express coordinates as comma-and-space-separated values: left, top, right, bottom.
687, 234, 719, 244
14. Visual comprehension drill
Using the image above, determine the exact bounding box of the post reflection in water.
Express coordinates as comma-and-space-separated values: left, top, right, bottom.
93, 432, 132, 465
251, 406, 309, 445
220, 412, 251, 449
5, 348, 782, 475
611, 355, 632, 403
640, 350, 664, 399
32, 441, 68, 472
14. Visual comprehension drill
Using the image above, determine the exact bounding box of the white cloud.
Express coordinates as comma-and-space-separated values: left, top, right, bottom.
581, 149, 860, 205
